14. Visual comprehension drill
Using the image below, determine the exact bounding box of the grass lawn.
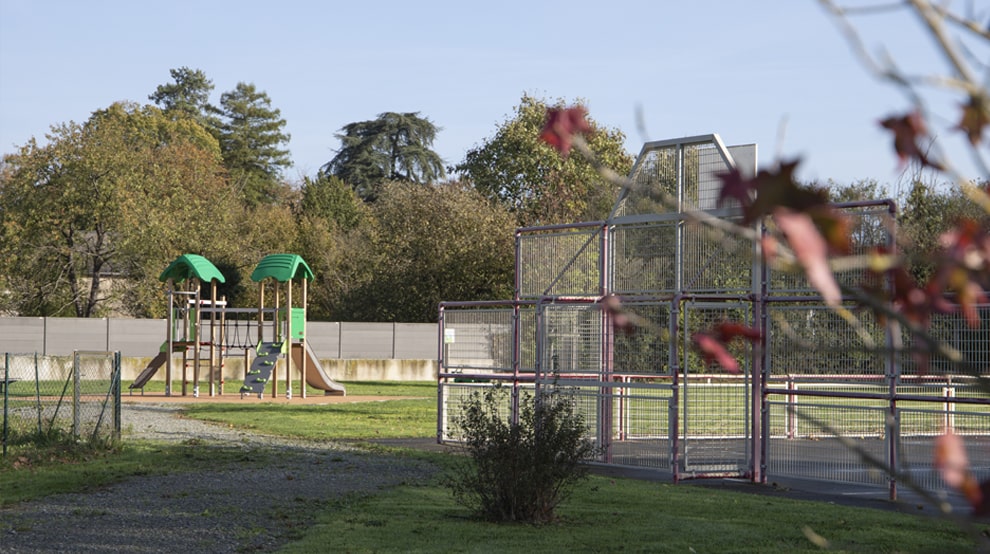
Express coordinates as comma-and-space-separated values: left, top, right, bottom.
2, 380, 986, 552
283, 476, 978, 553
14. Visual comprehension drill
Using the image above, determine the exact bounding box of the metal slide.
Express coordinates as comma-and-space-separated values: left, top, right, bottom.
129, 350, 168, 392
291, 342, 346, 396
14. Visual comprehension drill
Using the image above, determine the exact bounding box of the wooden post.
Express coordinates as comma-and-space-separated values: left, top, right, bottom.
286, 279, 293, 399
209, 280, 217, 397
165, 278, 174, 396
257, 284, 265, 346
272, 283, 279, 398
218, 294, 226, 395
274, 285, 281, 343
181, 280, 190, 396
193, 277, 202, 398
301, 277, 308, 399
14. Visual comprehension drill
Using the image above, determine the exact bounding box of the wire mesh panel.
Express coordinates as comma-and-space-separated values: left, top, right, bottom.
612, 135, 743, 219
679, 301, 752, 476
542, 379, 674, 471
898, 407, 990, 493
2, 351, 120, 454
540, 303, 603, 377
438, 381, 529, 441
681, 217, 754, 293
611, 301, 674, 377
902, 304, 990, 379
685, 141, 738, 210
614, 143, 678, 218
610, 221, 678, 294
518, 225, 603, 299
442, 308, 515, 373
517, 305, 537, 373
766, 303, 888, 377
768, 203, 894, 294
546, 382, 605, 446
72, 351, 121, 443
766, 401, 890, 486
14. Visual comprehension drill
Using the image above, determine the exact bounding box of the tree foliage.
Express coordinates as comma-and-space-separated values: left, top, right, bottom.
148, 66, 219, 130
457, 94, 633, 225
150, 69, 292, 207
299, 173, 367, 232
0, 102, 239, 317
321, 112, 446, 201
293, 173, 377, 320
216, 82, 292, 206
898, 179, 989, 284
333, 181, 515, 322
294, 213, 378, 321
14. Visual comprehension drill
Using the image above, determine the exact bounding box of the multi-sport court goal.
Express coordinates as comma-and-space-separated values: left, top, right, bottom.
437, 134, 990, 499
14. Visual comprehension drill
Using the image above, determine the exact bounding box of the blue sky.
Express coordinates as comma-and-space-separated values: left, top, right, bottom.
1, 1, 985, 193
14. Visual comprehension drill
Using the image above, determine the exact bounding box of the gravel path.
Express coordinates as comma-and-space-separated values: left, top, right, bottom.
0, 404, 441, 553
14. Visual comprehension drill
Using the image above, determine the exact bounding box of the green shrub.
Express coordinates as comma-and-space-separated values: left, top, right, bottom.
446, 385, 600, 524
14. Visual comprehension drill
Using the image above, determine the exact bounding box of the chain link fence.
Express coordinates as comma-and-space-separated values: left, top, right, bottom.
2, 351, 121, 457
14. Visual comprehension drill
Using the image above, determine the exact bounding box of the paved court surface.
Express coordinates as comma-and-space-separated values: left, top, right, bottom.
397, 437, 985, 519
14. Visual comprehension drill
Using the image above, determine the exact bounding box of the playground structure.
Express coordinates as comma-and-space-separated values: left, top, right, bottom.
437, 134, 990, 499
129, 253, 345, 398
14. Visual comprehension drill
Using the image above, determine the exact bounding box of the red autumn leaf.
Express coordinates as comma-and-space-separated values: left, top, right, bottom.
809, 206, 853, 255
691, 320, 761, 375
713, 321, 762, 343
773, 207, 842, 307
956, 95, 989, 146
692, 332, 740, 374
957, 280, 988, 327
716, 167, 754, 209
934, 431, 984, 513
600, 294, 637, 336
863, 246, 956, 334
540, 106, 592, 157
761, 235, 779, 264
743, 158, 828, 224
879, 111, 944, 171
931, 218, 990, 327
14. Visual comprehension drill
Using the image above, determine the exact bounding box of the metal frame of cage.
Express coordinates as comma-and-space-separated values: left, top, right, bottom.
437, 133, 990, 501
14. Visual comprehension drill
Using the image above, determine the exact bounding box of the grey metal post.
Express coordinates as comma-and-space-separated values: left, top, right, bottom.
72, 351, 80, 440
2, 353, 8, 458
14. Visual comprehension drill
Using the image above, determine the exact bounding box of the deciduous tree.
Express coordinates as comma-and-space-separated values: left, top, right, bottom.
457, 94, 633, 226
0, 102, 238, 317
299, 173, 367, 232
336, 181, 515, 322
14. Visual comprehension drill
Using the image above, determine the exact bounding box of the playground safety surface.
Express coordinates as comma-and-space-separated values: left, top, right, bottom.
121, 393, 416, 404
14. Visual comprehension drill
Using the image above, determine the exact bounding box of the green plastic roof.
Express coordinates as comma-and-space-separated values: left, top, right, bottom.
250, 253, 314, 283
158, 254, 226, 284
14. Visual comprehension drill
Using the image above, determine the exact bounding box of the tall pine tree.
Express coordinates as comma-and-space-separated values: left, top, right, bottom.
217, 82, 292, 206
